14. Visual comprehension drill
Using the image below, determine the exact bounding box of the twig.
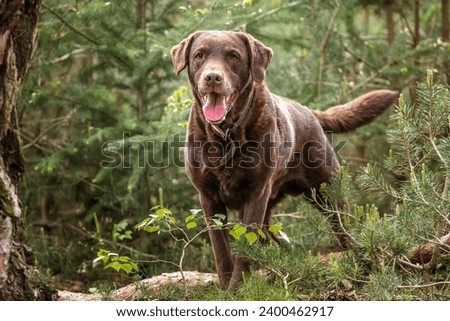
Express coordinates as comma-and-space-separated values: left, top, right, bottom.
425, 78, 450, 198
22, 110, 74, 150
398, 256, 423, 271
398, 281, 450, 289
444, 175, 449, 198
423, 243, 440, 271
345, 275, 370, 284
433, 292, 450, 300
138, 259, 180, 268
266, 266, 290, 298
272, 213, 306, 219
178, 226, 209, 295
308, 192, 357, 246
349, 60, 395, 94
243, 1, 303, 28
66, 223, 157, 260
42, 3, 100, 46
342, 44, 377, 70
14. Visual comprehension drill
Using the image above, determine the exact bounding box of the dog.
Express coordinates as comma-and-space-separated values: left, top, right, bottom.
171, 30, 398, 291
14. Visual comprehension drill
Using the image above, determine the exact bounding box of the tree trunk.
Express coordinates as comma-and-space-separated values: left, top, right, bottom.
443, 0, 450, 84
0, 0, 49, 300
409, 0, 421, 105
385, 0, 395, 45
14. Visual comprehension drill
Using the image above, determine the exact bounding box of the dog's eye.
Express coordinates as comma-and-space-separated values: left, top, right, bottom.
194, 52, 204, 60
229, 53, 240, 61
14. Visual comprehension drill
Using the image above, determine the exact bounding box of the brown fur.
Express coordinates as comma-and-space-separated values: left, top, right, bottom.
313, 90, 397, 133
171, 30, 398, 291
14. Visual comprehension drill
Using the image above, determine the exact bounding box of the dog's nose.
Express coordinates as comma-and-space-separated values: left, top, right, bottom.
204, 71, 223, 87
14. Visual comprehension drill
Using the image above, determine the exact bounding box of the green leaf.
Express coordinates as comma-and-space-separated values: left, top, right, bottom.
155, 207, 172, 217
189, 209, 202, 215
120, 263, 133, 274
134, 218, 151, 230
186, 221, 197, 230
105, 261, 122, 272
97, 249, 110, 257
214, 214, 226, 221
212, 219, 223, 227
118, 230, 133, 241
257, 229, 267, 240
245, 232, 258, 245
150, 205, 162, 212
229, 224, 247, 240
269, 222, 283, 234
212, 214, 226, 227
115, 220, 129, 231
143, 225, 160, 233
104, 259, 138, 274
185, 214, 195, 223
118, 256, 131, 263
130, 262, 139, 272
242, 0, 252, 8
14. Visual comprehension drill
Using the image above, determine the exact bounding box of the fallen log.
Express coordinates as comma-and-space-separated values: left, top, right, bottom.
55, 232, 450, 300
408, 232, 450, 266
55, 271, 218, 301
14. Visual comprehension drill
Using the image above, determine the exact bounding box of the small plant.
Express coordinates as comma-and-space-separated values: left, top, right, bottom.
93, 249, 138, 274
94, 204, 290, 294
228, 222, 290, 245
112, 220, 133, 242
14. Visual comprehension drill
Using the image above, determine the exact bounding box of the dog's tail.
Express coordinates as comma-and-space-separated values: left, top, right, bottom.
313, 90, 399, 133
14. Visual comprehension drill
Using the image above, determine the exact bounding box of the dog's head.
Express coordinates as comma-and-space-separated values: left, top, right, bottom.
171, 30, 272, 124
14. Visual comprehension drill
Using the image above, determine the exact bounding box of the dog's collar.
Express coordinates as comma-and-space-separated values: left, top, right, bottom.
209, 86, 255, 166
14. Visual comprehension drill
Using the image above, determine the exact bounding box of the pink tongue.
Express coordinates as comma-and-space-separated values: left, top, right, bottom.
203, 94, 226, 122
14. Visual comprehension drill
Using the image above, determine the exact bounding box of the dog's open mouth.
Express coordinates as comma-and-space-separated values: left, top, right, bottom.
202, 93, 232, 123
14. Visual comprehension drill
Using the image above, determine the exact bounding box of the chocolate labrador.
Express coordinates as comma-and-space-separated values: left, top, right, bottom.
171, 30, 398, 291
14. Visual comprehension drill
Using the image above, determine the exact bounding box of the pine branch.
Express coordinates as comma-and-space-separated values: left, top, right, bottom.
398, 281, 450, 289
42, 3, 100, 46
242, 1, 303, 28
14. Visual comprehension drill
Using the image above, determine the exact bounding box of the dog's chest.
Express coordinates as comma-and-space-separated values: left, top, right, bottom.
203, 165, 260, 209
187, 138, 269, 209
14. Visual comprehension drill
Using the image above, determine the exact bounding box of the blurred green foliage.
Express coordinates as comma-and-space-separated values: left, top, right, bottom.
19, 0, 449, 298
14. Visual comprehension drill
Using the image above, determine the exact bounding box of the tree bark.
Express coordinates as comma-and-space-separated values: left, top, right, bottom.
0, 0, 50, 300
385, 0, 395, 45
443, 0, 450, 84
408, 232, 450, 267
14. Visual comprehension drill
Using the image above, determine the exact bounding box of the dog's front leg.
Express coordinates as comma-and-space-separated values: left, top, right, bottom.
199, 195, 233, 288
228, 188, 271, 291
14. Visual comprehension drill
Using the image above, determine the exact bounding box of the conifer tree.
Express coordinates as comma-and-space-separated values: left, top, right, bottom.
355, 70, 450, 267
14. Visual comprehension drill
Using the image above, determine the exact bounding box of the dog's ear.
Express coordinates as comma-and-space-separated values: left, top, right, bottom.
171, 32, 198, 75
239, 33, 273, 83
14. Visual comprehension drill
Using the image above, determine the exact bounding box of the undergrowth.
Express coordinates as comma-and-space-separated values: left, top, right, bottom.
93, 72, 450, 301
